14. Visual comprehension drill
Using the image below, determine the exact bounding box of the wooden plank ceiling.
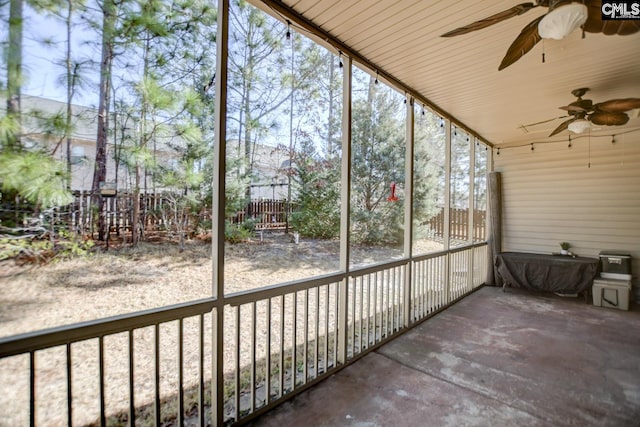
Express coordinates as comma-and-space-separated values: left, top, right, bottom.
255, 0, 640, 147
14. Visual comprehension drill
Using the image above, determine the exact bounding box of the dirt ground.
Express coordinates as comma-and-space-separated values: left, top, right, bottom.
0, 232, 407, 336
0, 232, 422, 426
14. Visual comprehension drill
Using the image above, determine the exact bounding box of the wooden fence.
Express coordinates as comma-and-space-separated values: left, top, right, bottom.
3, 195, 485, 242
68, 191, 181, 236
227, 199, 293, 231
0, 192, 204, 238
426, 207, 487, 242
1, 194, 292, 238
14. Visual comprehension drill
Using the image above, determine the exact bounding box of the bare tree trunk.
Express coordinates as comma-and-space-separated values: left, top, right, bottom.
63, 1, 77, 234
132, 37, 151, 247
286, 31, 294, 233
91, 0, 116, 241
65, 0, 74, 188
364, 75, 376, 211
133, 163, 141, 246
6, 0, 23, 151
243, 80, 253, 218
327, 55, 335, 158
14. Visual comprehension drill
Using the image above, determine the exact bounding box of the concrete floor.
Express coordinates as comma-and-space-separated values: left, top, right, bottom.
248, 286, 640, 427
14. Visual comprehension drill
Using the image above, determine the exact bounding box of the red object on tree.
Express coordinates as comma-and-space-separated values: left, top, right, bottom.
387, 182, 399, 202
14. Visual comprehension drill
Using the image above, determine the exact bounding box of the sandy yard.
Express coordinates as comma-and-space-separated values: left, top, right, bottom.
0, 232, 418, 426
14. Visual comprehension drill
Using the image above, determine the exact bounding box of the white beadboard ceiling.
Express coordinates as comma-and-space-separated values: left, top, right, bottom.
255, 0, 640, 147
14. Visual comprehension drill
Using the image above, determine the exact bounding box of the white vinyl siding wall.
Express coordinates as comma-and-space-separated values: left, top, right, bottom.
494, 133, 640, 301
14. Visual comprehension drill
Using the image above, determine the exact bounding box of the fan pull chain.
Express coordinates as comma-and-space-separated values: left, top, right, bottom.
588, 133, 591, 168
542, 40, 545, 63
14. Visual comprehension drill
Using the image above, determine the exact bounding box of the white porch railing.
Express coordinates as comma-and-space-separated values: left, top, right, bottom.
0, 243, 487, 426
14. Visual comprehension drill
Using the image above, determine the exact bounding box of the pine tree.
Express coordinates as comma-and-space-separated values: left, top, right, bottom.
27, 0, 91, 190
1, 0, 74, 222
351, 73, 405, 245
413, 107, 446, 242
290, 132, 340, 239
288, 46, 342, 239
91, 0, 117, 241
227, 0, 289, 217
5, 0, 23, 151
113, 0, 215, 246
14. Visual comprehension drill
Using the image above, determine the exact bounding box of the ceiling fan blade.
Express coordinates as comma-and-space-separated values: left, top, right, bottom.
549, 117, 576, 137
441, 2, 537, 37
559, 105, 587, 113
583, 1, 605, 33
594, 98, 640, 113
590, 111, 630, 126
521, 115, 569, 128
601, 19, 640, 35
614, 20, 640, 35
583, 1, 640, 35
498, 15, 544, 71
559, 99, 594, 113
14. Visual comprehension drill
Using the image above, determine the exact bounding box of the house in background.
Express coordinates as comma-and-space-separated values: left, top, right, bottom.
16, 95, 294, 199
227, 139, 294, 200
18, 95, 173, 193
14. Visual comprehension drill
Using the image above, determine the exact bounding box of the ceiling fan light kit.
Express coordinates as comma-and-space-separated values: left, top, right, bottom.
567, 118, 591, 133
538, 3, 588, 40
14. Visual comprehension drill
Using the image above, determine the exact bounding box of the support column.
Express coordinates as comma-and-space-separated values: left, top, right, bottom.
212, 0, 229, 424
403, 97, 414, 327
337, 55, 352, 364
487, 171, 502, 286
467, 137, 476, 291
444, 120, 452, 301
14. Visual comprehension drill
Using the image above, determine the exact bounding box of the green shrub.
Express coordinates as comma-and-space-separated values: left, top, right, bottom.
224, 219, 256, 243
55, 230, 95, 259
0, 232, 94, 265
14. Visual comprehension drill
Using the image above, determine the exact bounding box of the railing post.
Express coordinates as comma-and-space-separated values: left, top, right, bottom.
337, 278, 348, 364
